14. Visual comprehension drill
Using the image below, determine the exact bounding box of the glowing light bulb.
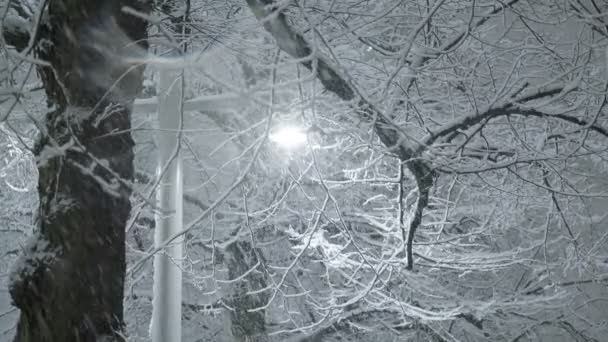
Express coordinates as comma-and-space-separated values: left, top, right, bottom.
269, 126, 307, 149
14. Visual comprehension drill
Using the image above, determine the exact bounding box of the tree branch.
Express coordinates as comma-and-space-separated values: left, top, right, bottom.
245, 0, 433, 270
294, 309, 442, 342
425, 93, 608, 147
523, 276, 608, 296
294, 307, 483, 342
397, 0, 522, 93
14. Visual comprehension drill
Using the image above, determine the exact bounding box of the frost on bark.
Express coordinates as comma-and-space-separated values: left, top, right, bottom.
7, 0, 150, 341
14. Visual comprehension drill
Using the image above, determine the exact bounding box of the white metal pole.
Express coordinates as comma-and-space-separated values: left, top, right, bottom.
151, 69, 184, 342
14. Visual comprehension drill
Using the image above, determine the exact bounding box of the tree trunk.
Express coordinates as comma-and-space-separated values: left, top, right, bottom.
8, 1, 150, 341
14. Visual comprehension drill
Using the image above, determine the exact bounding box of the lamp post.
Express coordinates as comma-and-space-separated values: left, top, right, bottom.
151, 69, 184, 342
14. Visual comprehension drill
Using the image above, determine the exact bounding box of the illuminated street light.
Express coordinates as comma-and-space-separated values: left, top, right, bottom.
269, 126, 307, 149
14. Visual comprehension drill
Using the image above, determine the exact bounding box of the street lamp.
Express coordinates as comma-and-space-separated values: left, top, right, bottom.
269, 125, 307, 149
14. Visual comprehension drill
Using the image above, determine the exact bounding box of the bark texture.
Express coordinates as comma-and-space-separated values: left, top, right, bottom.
8, 1, 150, 341
1, 0, 31, 51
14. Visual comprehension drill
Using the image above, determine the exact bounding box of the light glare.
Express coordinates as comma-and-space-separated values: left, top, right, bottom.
269, 126, 307, 149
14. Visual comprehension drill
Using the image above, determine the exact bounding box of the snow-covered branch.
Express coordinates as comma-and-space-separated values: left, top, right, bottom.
245, 0, 433, 270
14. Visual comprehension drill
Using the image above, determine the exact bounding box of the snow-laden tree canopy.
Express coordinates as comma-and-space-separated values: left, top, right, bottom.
1, 0, 607, 341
